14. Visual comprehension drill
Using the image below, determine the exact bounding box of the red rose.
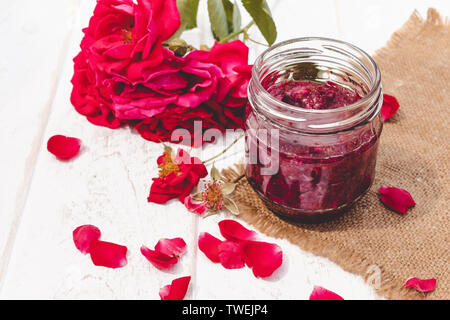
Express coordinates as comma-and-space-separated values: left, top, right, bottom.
71, 0, 180, 127
135, 105, 222, 146
71, 51, 123, 129
205, 40, 252, 129
71, 0, 252, 144
210, 40, 252, 103
80, 0, 180, 78
131, 41, 251, 139
109, 49, 223, 120
148, 148, 208, 204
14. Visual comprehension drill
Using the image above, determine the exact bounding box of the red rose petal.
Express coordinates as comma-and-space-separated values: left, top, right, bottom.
218, 220, 257, 242
198, 232, 223, 263
309, 286, 344, 300
47, 135, 81, 160
89, 240, 127, 269
184, 195, 207, 214
148, 149, 208, 204
154, 238, 187, 258
403, 277, 436, 293
379, 186, 415, 214
73, 225, 101, 255
241, 241, 283, 278
159, 276, 191, 300
140, 245, 178, 270
381, 94, 400, 122
218, 241, 245, 269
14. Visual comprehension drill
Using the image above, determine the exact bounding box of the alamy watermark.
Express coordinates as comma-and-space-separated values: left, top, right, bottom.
170, 120, 280, 175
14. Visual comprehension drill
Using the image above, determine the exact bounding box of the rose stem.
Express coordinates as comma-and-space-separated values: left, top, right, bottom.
203, 132, 245, 165
219, 21, 255, 44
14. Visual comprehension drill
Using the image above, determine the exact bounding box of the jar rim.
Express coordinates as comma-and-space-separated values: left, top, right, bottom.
251, 37, 382, 116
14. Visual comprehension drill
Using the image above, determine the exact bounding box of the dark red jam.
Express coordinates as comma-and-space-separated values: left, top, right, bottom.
268, 80, 362, 110
245, 80, 381, 223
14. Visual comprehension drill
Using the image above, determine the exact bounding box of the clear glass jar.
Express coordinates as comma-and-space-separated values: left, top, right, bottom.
245, 38, 383, 223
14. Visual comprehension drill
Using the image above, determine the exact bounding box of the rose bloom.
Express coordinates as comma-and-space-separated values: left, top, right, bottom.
71, 0, 251, 144
148, 148, 208, 204
132, 41, 251, 144
71, 0, 181, 128
110, 49, 223, 120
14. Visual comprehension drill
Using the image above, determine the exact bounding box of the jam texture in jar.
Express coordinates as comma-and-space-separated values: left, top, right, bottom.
245, 38, 383, 223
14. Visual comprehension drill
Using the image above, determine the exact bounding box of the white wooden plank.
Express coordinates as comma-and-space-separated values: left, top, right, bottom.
0, 0, 201, 299
194, 215, 379, 300
0, 0, 79, 286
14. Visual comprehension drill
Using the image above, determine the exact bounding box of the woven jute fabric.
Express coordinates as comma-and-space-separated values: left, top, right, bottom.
223, 9, 450, 300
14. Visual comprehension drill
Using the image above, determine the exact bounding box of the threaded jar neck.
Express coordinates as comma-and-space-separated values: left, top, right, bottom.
248, 37, 382, 134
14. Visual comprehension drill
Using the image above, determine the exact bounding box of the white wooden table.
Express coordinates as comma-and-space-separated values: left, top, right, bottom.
0, 0, 448, 300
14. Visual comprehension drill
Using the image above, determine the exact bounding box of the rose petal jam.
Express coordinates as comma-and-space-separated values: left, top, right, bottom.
246, 39, 383, 224
246, 74, 382, 223
267, 80, 362, 110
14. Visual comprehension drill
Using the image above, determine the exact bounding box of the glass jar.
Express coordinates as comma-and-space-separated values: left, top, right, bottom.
245, 38, 383, 224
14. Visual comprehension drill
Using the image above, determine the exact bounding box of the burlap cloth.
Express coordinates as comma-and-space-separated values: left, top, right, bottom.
223, 9, 450, 300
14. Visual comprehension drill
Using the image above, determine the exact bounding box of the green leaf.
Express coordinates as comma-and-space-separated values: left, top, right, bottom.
221, 0, 242, 39
222, 0, 234, 32
172, 0, 200, 38
232, 1, 242, 33
241, 0, 277, 45
208, 0, 230, 40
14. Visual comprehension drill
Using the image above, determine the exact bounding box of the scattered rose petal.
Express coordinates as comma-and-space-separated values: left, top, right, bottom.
379, 186, 415, 214
154, 238, 187, 258
184, 195, 207, 214
140, 245, 178, 270
241, 241, 283, 278
73, 225, 101, 255
160, 276, 191, 300
218, 220, 257, 242
403, 277, 436, 293
381, 94, 400, 122
47, 135, 81, 160
309, 286, 344, 300
218, 241, 245, 269
89, 240, 128, 269
198, 232, 223, 263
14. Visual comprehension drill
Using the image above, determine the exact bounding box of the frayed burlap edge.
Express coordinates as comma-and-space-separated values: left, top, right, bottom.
374, 8, 450, 61
221, 165, 418, 300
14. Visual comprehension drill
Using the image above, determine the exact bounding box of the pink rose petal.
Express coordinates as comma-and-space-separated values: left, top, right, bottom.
47, 135, 81, 160
309, 286, 344, 300
140, 245, 178, 270
198, 232, 223, 263
379, 186, 415, 214
218, 220, 257, 242
403, 277, 436, 293
154, 238, 187, 258
184, 195, 207, 214
159, 276, 191, 300
89, 240, 128, 269
241, 241, 283, 278
381, 94, 400, 122
73, 225, 101, 255
218, 240, 245, 269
